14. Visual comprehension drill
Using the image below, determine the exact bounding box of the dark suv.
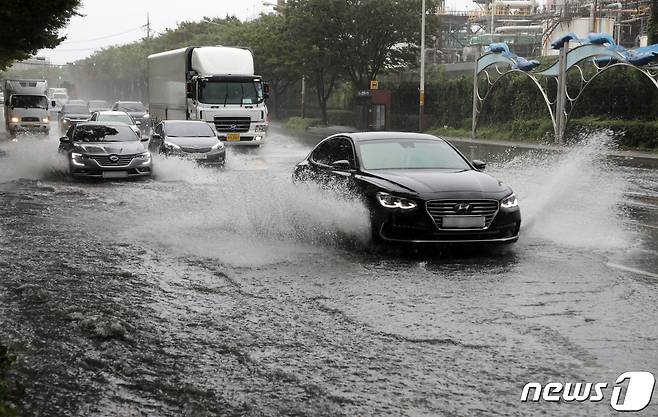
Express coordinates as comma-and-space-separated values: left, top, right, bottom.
112, 101, 150, 135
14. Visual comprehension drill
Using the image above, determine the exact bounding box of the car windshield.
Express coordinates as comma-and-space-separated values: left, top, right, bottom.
63, 104, 89, 114
73, 125, 137, 142
118, 102, 145, 112
89, 101, 109, 108
54, 93, 68, 100
11, 95, 48, 109
97, 114, 134, 125
198, 80, 263, 105
358, 139, 471, 170
165, 122, 215, 137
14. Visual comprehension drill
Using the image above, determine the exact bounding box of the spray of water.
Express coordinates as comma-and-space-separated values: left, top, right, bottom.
0, 134, 68, 182
489, 133, 632, 250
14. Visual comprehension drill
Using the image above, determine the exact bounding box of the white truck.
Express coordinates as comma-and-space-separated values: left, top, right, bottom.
147, 46, 269, 146
4, 79, 50, 136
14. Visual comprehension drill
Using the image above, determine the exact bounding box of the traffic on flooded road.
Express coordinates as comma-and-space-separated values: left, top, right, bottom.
2, 1, 658, 416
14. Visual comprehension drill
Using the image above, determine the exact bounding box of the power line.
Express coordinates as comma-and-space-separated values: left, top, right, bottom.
59, 26, 144, 44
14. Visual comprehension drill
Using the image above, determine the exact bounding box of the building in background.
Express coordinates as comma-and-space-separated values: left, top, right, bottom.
435, 0, 653, 68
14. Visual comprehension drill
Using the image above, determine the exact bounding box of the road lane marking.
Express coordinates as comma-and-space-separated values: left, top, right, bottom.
606, 262, 658, 279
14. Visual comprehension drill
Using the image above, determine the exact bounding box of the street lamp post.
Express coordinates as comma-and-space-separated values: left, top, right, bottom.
419, 0, 426, 132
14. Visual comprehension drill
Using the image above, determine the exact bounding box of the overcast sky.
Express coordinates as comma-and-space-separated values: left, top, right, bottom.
40, 0, 474, 65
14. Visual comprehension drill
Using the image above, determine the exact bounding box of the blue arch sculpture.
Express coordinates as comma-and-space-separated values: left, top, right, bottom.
472, 33, 658, 143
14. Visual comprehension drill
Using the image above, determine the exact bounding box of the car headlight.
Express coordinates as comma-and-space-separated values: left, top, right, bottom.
42, 117, 49, 123
211, 142, 224, 150
376, 192, 418, 210
63, 118, 71, 123
501, 193, 518, 209
143, 114, 150, 119
10, 117, 19, 123
138, 151, 151, 159
163, 141, 181, 150
71, 152, 86, 166
255, 124, 268, 132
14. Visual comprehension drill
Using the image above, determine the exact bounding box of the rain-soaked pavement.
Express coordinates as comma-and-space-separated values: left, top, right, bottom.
0, 120, 657, 416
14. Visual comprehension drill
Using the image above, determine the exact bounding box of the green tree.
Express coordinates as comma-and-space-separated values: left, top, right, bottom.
648, 0, 658, 45
333, 0, 439, 91
286, 0, 346, 125
0, 0, 81, 70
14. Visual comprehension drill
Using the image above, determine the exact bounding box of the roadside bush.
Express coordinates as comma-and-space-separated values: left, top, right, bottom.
284, 117, 321, 132
327, 109, 357, 127
0, 345, 19, 417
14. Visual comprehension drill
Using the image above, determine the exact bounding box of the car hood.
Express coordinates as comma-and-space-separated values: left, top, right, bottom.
360, 169, 512, 199
125, 111, 146, 118
165, 136, 219, 148
63, 113, 90, 120
73, 141, 145, 155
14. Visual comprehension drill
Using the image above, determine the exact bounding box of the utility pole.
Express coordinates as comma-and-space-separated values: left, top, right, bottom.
301, 76, 306, 119
419, 0, 426, 132
146, 13, 151, 40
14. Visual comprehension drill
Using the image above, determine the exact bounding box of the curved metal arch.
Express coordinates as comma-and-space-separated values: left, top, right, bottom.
473, 68, 556, 132
562, 62, 658, 130
536, 44, 627, 77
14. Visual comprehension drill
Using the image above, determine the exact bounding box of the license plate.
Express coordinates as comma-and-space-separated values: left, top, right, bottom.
102, 171, 128, 179
442, 215, 485, 228
227, 133, 241, 141
187, 153, 207, 159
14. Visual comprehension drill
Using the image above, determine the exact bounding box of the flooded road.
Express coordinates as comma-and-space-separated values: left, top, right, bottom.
0, 124, 657, 416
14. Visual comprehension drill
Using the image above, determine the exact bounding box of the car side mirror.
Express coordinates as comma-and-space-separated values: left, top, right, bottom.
51, 100, 56, 107
135, 120, 142, 126
472, 159, 487, 170
263, 82, 270, 100
140, 137, 149, 142
152, 133, 161, 140
331, 160, 353, 171
59, 137, 70, 144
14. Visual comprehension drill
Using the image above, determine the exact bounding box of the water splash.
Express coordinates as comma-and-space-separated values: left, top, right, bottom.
489, 133, 632, 250
0, 134, 68, 182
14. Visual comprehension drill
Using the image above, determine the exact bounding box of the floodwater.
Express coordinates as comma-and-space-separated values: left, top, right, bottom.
0, 123, 657, 416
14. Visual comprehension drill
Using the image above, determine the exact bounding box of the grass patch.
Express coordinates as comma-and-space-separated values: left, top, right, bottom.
429, 117, 658, 150
0, 345, 19, 417
284, 117, 322, 132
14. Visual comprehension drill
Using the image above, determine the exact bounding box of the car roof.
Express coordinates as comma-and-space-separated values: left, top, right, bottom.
344, 132, 444, 142
94, 110, 130, 115
75, 121, 130, 127
115, 101, 143, 104
163, 120, 209, 124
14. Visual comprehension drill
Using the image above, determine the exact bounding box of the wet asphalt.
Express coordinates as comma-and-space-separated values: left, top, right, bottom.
0, 123, 657, 416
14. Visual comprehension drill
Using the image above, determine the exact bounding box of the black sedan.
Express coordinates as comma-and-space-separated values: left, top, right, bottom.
59, 122, 152, 179
149, 120, 226, 166
293, 132, 521, 244
58, 103, 91, 133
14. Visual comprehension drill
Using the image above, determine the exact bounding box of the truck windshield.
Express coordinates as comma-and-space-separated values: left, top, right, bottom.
198, 81, 263, 105
11, 95, 48, 109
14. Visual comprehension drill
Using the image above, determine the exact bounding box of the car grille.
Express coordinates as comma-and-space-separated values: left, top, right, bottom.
214, 117, 251, 132
21, 117, 40, 122
426, 200, 499, 229
90, 154, 135, 167
181, 146, 211, 153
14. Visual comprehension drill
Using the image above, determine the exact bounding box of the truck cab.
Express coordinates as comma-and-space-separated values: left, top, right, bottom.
4, 79, 50, 136
189, 75, 269, 144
